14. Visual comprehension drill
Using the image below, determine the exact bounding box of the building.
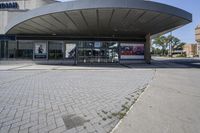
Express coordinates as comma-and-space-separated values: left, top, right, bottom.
195, 24, 200, 57
0, 0, 192, 64
0, 0, 58, 34
183, 43, 198, 57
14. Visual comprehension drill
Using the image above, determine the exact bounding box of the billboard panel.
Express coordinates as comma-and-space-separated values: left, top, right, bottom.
120, 43, 144, 59
65, 43, 76, 59
34, 43, 47, 59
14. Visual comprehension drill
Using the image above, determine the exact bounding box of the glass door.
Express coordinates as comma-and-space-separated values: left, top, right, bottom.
77, 41, 92, 63
77, 41, 119, 63
48, 41, 63, 60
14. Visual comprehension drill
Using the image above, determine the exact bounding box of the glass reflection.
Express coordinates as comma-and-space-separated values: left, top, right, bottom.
77, 41, 119, 63
48, 41, 63, 60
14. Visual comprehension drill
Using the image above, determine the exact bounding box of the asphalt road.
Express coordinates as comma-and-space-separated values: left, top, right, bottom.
170, 58, 200, 68
113, 58, 200, 133
153, 57, 200, 68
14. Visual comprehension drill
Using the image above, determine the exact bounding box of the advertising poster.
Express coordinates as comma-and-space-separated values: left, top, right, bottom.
65, 44, 76, 59
34, 43, 47, 59
120, 43, 144, 59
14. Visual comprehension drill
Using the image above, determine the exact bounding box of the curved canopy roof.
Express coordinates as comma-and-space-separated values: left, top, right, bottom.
5, 0, 192, 39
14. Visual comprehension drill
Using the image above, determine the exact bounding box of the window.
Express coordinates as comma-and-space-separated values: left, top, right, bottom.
18, 40, 33, 59
77, 41, 119, 63
48, 41, 63, 60
8, 41, 17, 58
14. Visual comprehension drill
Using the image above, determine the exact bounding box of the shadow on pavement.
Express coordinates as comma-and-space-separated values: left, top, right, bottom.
0, 58, 199, 70
123, 58, 200, 69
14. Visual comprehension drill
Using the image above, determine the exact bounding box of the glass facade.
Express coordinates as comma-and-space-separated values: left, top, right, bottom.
0, 40, 33, 59
18, 40, 33, 59
7, 41, 17, 58
0, 40, 144, 63
48, 41, 63, 60
77, 41, 119, 63
0, 41, 5, 58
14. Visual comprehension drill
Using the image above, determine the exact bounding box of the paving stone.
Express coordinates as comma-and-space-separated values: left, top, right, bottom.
9, 126, 20, 133
49, 125, 66, 133
19, 128, 29, 133
2, 117, 21, 127
0, 68, 154, 133
0, 125, 11, 133
20, 120, 38, 130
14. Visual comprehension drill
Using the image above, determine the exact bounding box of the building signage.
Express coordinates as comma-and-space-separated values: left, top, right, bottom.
120, 43, 144, 60
0, 35, 16, 41
34, 43, 47, 59
0, 2, 19, 9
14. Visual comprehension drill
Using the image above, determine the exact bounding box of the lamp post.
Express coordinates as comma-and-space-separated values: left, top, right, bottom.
169, 32, 173, 57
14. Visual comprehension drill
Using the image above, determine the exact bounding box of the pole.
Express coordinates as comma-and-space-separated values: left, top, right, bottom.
169, 32, 172, 57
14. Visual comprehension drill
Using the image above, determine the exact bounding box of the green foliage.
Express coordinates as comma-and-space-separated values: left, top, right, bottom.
174, 54, 186, 58
152, 34, 185, 56
153, 35, 170, 56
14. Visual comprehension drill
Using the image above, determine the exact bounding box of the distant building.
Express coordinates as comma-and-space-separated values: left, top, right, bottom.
183, 44, 198, 57
195, 24, 200, 57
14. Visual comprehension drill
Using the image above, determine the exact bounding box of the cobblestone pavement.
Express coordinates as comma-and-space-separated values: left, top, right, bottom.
0, 67, 155, 133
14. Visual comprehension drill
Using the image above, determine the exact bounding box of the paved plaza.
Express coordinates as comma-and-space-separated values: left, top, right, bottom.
0, 64, 155, 133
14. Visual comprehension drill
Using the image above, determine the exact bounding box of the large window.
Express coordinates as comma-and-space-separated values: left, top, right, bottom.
105, 42, 119, 63
18, 40, 33, 59
48, 41, 63, 60
8, 41, 17, 58
77, 41, 119, 63
0, 41, 4, 58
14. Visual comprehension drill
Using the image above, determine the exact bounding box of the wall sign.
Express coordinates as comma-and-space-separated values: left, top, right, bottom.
120, 43, 144, 60
0, 2, 19, 9
0, 35, 16, 41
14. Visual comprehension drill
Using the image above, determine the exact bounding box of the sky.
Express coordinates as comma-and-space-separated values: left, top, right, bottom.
59, 0, 200, 43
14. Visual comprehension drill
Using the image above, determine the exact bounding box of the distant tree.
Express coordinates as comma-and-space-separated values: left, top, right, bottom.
153, 35, 170, 55
174, 42, 185, 50
152, 47, 162, 55
170, 36, 185, 50
152, 35, 185, 56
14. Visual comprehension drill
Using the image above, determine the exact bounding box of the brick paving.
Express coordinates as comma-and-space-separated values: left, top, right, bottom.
0, 67, 155, 133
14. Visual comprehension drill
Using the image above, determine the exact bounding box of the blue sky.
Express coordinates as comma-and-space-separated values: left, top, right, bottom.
59, 0, 199, 43
153, 0, 199, 43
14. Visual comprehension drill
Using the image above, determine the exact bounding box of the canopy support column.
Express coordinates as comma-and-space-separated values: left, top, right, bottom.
144, 33, 151, 64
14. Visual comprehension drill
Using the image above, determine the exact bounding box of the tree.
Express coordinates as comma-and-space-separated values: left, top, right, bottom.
152, 35, 185, 56
170, 36, 185, 50
153, 35, 170, 56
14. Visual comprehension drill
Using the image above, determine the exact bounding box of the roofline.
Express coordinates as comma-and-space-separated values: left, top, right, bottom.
5, 0, 192, 34
43, 0, 60, 3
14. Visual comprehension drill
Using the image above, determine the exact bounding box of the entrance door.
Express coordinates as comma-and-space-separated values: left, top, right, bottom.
48, 41, 63, 60
77, 41, 119, 63
0, 41, 5, 58
77, 42, 93, 63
